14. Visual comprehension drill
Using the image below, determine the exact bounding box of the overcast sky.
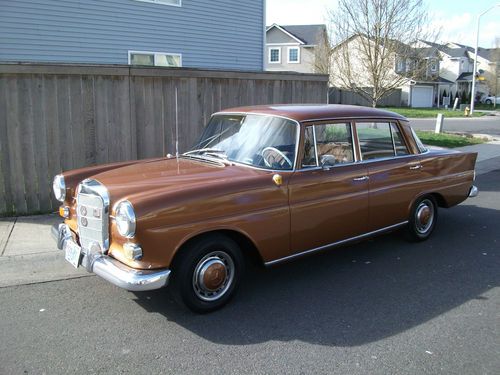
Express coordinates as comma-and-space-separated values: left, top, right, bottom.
266, 0, 500, 48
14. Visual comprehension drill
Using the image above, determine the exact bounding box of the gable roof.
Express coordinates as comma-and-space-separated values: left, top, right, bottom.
266, 24, 327, 45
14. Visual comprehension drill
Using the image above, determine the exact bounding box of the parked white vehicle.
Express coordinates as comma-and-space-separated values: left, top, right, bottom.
481, 95, 500, 105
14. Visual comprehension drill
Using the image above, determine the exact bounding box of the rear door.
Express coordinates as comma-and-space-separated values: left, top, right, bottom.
355, 121, 422, 231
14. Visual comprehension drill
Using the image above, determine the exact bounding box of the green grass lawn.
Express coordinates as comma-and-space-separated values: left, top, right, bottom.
415, 131, 485, 148
383, 107, 487, 118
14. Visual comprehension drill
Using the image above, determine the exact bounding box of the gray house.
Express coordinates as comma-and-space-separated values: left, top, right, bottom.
265, 24, 329, 73
0, 0, 264, 70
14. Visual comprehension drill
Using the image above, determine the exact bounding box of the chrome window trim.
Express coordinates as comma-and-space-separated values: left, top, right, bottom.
312, 125, 319, 166
265, 221, 409, 266
390, 122, 397, 156
302, 115, 404, 123
205, 112, 301, 172
355, 153, 418, 165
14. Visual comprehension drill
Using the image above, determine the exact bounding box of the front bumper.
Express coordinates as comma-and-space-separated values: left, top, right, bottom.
51, 224, 171, 292
469, 185, 478, 198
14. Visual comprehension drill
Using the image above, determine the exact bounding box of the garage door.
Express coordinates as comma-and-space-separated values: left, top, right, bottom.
411, 86, 433, 108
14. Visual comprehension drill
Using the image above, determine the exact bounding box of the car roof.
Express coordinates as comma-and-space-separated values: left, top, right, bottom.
217, 104, 407, 122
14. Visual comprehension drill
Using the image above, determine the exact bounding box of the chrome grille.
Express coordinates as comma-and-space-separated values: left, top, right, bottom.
77, 179, 110, 253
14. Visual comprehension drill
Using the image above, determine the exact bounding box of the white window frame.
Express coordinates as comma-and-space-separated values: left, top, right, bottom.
128, 51, 182, 67
269, 47, 281, 64
287, 47, 300, 64
132, 0, 181, 7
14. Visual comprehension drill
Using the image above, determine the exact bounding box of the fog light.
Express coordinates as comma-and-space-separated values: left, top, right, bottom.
123, 243, 142, 261
59, 206, 70, 218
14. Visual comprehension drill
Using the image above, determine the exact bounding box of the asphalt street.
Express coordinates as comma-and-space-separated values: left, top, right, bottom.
409, 116, 500, 136
1, 171, 499, 375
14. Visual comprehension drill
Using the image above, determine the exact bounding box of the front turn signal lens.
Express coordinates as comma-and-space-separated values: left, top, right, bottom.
59, 206, 70, 218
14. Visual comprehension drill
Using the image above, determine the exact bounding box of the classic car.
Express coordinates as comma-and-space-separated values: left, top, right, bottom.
52, 104, 478, 312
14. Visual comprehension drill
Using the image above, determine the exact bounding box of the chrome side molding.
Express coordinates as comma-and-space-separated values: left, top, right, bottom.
265, 221, 408, 266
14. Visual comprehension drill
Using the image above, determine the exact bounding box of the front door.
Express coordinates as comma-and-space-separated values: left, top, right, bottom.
289, 122, 369, 254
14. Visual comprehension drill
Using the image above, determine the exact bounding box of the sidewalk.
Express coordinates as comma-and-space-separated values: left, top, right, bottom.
0, 215, 89, 287
1, 141, 500, 289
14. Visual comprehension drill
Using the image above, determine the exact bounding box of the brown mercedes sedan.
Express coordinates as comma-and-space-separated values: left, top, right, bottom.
52, 104, 478, 312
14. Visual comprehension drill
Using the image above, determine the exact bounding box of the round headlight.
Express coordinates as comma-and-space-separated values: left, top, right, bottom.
115, 201, 136, 238
53, 175, 66, 202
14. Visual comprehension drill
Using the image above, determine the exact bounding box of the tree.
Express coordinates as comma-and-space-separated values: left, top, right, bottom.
483, 37, 500, 104
313, 27, 333, 78
329, 0, 438, 107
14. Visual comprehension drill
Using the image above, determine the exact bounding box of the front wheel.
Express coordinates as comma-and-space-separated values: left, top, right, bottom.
170, 234, 243, 313
485, 99, 492, 105
407, 196, 438, 242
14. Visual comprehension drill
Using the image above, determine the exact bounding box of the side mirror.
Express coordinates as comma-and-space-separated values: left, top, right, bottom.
320, 155, 336, 170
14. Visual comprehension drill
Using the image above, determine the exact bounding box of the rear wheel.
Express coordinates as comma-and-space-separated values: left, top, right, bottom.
170, 234, 243, 313
407, 195, 438, 241
485, 99, 492, 105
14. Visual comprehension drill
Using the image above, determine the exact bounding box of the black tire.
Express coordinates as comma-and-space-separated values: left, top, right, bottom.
485, 99, 492, 105
170, 234, 244, 313
407, 195, 438, 242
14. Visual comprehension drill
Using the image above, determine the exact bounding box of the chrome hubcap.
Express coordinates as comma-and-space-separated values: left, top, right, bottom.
193, 251, 234, 302
415, 199, 434, 234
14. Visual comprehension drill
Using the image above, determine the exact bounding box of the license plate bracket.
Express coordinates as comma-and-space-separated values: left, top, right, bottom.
64, 239, 82, 268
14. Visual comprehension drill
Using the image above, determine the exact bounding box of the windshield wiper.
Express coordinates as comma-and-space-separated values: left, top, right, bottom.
184, 148, 224, 155
184, 148, 228, 159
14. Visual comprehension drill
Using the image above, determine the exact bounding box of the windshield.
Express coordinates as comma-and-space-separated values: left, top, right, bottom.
187, 114, 298, 170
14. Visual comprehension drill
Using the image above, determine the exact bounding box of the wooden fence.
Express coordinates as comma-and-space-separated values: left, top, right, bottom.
0, 63, 328, 215
329, 87, 402, 107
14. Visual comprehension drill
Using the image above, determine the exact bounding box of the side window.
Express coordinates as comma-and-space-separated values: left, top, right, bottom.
301, 123, 354, 168
391, 123, 409, 156
356, 122, 394, 160
301, 126, 317, 168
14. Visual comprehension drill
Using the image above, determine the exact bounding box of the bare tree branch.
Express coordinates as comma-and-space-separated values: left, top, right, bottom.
329, 0, 439, 107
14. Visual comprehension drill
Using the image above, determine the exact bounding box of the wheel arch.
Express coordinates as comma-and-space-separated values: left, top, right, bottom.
408, 191, 448, 215
171, 229, 264, 269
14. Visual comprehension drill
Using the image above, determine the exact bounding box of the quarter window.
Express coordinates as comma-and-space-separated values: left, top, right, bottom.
302, 123, 354, 168
269, 48, 281, 63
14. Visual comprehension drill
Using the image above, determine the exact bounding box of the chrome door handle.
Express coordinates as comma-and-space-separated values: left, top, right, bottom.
353, 176, 369, 181
409, 164, 422, 170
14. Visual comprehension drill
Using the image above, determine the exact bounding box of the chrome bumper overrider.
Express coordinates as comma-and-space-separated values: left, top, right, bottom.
469, 185, 478, 198
51, 224, 170, 291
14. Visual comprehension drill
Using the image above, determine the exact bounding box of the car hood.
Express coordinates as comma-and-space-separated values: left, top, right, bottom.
90, 157, 268, 207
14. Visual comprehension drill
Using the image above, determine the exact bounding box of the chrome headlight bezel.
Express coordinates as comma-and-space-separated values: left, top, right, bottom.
53, 174, 66, 202
114, 200, 136, 238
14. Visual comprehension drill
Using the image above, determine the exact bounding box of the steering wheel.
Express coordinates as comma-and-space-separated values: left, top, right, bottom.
261, 147, 293, 169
